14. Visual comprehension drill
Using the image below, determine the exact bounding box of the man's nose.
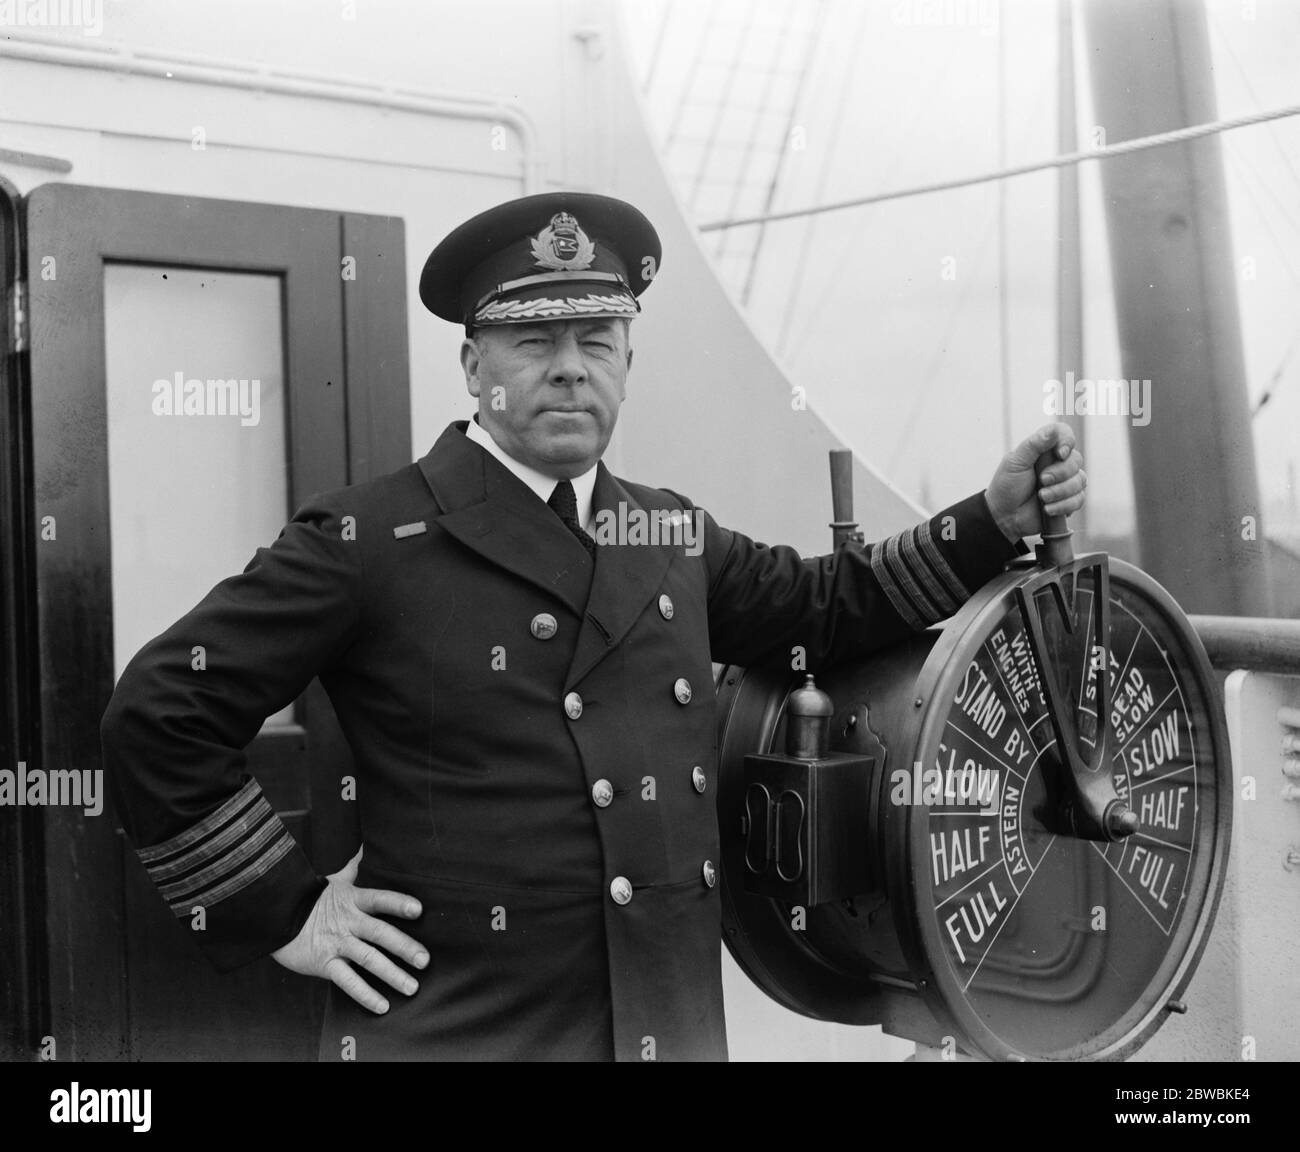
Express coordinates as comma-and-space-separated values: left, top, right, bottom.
548, 330, 587, 384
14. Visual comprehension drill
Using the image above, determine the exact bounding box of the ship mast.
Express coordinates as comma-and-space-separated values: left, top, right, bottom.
1083, 0, 1272, 614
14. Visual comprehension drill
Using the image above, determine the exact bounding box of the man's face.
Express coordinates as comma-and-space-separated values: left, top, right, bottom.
461, 317, 633, 478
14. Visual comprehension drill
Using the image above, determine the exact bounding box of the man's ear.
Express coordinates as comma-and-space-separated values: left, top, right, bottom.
618, 345, 632, 404
461, 337, 482, 398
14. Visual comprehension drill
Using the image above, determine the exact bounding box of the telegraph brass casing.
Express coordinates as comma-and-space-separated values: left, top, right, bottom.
715, 558, 1232, 1061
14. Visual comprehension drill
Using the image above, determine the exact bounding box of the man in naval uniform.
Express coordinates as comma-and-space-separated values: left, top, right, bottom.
101, 192, 1087, 1062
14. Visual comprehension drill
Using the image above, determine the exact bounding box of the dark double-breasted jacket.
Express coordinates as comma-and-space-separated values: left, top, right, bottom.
101, 420, 1021, 1061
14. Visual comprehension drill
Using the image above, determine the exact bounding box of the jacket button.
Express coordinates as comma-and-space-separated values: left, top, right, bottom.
692, 766, 707, 793
658, 594, 674, 620
564, 692, 583, 720
673, 677, 692, 705
592, 779, 614, 808
530, 613, 558, 640
610, 876, 633, 905
702, 860, 717, 888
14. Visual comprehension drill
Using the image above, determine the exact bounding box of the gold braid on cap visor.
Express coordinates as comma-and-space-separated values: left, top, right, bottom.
472, 270, 639, 324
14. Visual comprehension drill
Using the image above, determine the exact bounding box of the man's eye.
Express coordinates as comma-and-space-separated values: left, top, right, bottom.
583, 340, 613, 351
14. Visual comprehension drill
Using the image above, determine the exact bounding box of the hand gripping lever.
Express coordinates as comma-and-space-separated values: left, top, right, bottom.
1009, 450, 1140, 842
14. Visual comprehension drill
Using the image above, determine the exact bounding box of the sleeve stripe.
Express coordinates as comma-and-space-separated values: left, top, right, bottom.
144, 795, 275, 883
135, 777, 303, 916
158, 813, 286, 904
137, 778, 262, 865
167, 834, 296, 917
882, 530, 944, 622
916, 519, 971, 604
907, 535, 962, 612
869, 532, 929, 630
899, 529, 959, 618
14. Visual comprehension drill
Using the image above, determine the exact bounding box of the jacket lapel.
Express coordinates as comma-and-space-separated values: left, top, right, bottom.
565, 464, 674, 689
415, 423, 674, 685
417, 422, 593, 617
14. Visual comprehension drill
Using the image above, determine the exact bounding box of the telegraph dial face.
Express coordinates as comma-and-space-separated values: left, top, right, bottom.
715, 556, 1230, 1060
901, 558, 1230, 1060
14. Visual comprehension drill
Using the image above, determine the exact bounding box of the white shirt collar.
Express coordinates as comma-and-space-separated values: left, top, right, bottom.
465, 416, 597, 530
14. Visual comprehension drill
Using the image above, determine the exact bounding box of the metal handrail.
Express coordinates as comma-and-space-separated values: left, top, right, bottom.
1189, 616, 1300, 675
0, 30, 543, 192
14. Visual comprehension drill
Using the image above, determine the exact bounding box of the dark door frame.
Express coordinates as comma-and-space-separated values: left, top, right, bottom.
19, 183, 409, 1059
0, 177, 46, 1062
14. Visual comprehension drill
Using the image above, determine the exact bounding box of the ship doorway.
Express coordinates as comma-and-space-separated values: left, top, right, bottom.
7, 183, 410, 1059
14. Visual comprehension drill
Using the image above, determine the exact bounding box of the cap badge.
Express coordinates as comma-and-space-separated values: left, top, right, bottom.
530, 212, 596, 272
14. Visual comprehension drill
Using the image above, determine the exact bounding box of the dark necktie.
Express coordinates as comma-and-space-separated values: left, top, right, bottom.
548, 480, 597, 559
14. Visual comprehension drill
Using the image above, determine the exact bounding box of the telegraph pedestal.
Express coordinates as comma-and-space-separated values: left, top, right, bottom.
715, 453, 1231, 1061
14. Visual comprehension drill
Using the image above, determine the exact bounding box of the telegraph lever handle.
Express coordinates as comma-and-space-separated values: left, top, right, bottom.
1035, 448, 1075, 570
1022, 450, 1140, 840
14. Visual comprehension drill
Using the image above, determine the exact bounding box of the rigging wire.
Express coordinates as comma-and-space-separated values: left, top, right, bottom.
1229, 160, 1300, 416
1253, 329, 1300, 417
780, 33, 969, 360
1208, 11, 1300, 417
774, 0, 869, 358
885, 201, 1003, 476
688, 3, 759, 211
717, 2, 800, 266
804, 67, 1054, 476
697, 101, 1300, 232
741, 0, 829, 305
1208, 10, 1300, 210
1227, 139, 1300, 293
640, 1, 674, 95
662, 0, 719, 159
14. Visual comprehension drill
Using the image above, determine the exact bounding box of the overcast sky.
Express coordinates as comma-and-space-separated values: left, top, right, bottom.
621, 0, 1300, 539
